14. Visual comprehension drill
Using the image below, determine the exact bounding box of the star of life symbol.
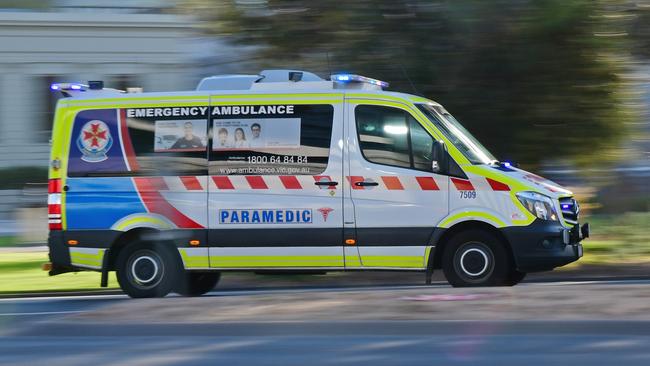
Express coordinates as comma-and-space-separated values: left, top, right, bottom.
317, 207, 334, 222
77, 120, 113, 162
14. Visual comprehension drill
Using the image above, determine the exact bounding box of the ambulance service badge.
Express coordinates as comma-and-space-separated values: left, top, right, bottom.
77, 120, 113, 163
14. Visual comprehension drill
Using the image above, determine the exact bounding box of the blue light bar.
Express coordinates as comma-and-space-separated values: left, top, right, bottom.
331, 74, 389, 88
50, 83, 88, 93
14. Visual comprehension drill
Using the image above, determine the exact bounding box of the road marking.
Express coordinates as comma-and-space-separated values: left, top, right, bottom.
0, 294, 127, 303
0, 310, 87, 316
528, 279, 650, 287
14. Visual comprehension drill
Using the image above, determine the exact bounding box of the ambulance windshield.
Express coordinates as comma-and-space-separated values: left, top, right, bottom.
416, 104, 496, 165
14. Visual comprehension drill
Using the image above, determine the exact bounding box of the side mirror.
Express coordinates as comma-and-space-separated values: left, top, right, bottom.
431, 140, 448, 174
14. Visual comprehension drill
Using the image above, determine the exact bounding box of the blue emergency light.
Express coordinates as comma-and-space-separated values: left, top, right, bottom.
50, 83, 88, 92
331, 74, 389, 88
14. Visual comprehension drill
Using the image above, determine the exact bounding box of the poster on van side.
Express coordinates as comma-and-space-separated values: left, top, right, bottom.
154, 120, 208, 152
212, 118, 301, 150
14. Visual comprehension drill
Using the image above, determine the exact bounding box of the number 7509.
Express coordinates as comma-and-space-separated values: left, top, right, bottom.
459, 191, 477, 199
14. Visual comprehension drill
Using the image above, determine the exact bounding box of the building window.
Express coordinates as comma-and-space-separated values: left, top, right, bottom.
40, 75, 60, 142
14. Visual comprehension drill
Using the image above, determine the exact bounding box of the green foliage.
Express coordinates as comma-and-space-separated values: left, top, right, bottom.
0, 167, 47, 190
0, 236, 16, 247
0, 0, 51, 9
579, 212, 650, 263
182, 0, 639, 168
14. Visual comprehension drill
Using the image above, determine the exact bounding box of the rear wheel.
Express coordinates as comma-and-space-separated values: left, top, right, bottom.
116, 241, 180, 298
175, 272, 221, 297
442, 229, 512, 287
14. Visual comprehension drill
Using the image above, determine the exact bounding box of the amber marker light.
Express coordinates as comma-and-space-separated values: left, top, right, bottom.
345, 239, 356, 245
189, 240, 200, 246
67, 240, 78, 245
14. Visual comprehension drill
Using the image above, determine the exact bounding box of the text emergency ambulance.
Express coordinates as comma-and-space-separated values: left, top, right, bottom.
45, 70, 589, 298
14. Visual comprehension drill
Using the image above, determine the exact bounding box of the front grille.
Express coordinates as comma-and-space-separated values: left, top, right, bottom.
559, 197, 579, 224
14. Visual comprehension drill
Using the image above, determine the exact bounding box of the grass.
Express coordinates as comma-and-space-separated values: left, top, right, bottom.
575, 212, 650, 265
0, 252, 117, 294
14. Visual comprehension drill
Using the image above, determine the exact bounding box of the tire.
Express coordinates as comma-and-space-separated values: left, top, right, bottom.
505, 269, 527, 286
116, 241, 180, 298
442, 229, 512, 287
175, 272, 221, 297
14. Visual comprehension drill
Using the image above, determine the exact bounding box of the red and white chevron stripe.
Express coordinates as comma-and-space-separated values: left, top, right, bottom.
141, 175, 511, 192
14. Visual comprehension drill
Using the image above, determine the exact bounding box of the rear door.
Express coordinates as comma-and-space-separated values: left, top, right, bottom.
345, 100, 449, 269
207, 96, 345, 269
64, 102, 210, 268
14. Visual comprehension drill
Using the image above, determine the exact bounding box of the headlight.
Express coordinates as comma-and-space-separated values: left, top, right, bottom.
516, 191, 558, 221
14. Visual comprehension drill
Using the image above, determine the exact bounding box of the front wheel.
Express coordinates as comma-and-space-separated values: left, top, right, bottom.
442, 230, 512, 287
175, 272, 221, 297
116, 241, 180, 298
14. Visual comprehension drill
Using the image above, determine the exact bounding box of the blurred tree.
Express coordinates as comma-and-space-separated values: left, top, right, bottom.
180, 0, 637, 168
0, 0, 51, 9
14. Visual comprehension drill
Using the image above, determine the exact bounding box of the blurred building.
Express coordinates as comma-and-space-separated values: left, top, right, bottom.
0, 0, 197, 169
0, 0, 209, 236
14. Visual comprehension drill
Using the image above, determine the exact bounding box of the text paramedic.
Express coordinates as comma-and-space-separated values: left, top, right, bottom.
220, 209, 311, 224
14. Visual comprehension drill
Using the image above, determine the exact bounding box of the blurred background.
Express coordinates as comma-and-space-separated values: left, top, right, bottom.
0, 0, 648, 291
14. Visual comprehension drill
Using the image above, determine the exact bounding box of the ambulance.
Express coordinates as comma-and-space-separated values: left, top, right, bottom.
46, 70, 589, 298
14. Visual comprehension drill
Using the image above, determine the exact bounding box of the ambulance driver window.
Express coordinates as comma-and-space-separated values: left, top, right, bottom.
355, 105, 412, 169
410, 119, 434, 171
210, 104, 334, 175
355, 105, 434, 172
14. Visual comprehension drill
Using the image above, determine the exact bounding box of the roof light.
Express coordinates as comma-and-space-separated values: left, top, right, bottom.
331, 74, 389, 88
50, 81, 122, 97
49, 82, 89, 94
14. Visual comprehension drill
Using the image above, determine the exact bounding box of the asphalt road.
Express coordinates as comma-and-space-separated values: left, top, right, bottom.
1, 279, 650, 365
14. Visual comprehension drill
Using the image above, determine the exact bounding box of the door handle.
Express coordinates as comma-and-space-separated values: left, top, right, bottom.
354, 181, 379, 187
314, 181, 338, 186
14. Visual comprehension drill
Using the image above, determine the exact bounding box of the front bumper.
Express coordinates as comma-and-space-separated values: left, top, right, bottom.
502, 219, 589, 272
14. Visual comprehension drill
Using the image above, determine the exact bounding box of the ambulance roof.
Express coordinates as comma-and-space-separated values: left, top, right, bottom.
54, 69, 440, 106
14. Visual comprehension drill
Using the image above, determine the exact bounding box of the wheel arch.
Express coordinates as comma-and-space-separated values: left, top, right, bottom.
429, 220, 514, 270
106, 228, 183, 271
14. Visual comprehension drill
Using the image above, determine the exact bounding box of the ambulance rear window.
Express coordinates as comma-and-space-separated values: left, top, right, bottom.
67, 107, 207, 177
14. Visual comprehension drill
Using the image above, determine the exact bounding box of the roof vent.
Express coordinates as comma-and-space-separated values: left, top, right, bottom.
196, 74, 263, 91
258, 70, 323, 83
195, 70, 326, 91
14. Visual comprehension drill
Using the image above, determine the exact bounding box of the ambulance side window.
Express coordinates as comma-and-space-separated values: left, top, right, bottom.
210, 104, 334, 175
355, 105, 434, 171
